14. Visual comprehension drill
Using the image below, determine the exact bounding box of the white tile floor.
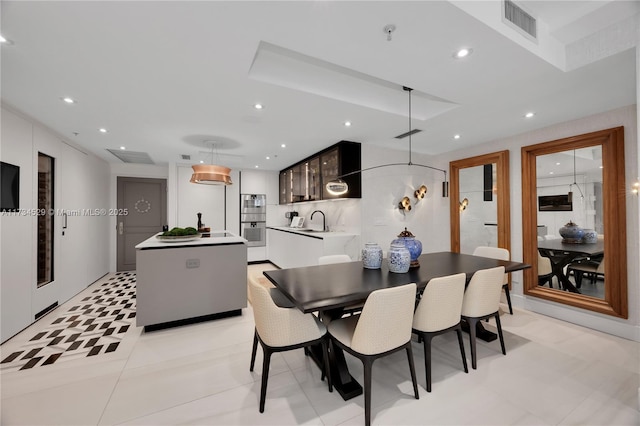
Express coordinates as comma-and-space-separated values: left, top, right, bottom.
1, 264, 639, 425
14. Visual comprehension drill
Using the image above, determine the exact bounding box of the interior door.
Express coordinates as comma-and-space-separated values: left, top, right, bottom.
117, 177, 167, 271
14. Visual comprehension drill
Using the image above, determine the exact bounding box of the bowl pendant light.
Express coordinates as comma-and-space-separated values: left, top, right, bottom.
191, 142, 233, 185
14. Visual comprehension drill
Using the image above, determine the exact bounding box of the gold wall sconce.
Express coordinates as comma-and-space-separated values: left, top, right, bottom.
459, 198, 469, 211
398, 196, 412, 211
414, 185, 427, 199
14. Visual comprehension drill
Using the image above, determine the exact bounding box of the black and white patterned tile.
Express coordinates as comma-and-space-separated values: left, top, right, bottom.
1, 272, 137, 372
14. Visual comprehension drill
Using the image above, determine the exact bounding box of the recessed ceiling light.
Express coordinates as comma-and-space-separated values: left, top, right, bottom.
120, 146, 126, 150
599, 166, 603, 169
200, 160, 204, 164
255, 165, 259, 168
265, 156, 270, 160
0, 34, 13, 44
62, 97, 76, 104
556, 162, 560, 166
281, 144, 286, 148
254, 103, 263, 110
453, 134, 461, 139
344, 121, 352, 127
99, 128, 108, 133
549, 171, 554, 175
525, 112, 535, 118
453, 48, 473, 59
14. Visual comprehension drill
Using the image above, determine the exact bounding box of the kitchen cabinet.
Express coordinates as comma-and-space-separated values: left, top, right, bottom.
279, 141, 360, 204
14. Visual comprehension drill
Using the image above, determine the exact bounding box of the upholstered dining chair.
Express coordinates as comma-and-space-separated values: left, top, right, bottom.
472, 246, 513, 314
412, 273, 468, 392
538, 251, 553, 287
568, 256, 605, 288
249, 277, 332, 413
327, 283, 419, 426
461, 266, 507, 370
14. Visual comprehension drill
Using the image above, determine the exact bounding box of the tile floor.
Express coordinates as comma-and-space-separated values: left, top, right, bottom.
1, 263, 639, 425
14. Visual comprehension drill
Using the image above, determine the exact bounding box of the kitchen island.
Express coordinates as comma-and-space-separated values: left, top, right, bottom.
135, 231, 247, 330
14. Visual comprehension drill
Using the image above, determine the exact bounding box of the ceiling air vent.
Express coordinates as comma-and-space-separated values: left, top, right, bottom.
181, 154, 191, 160
503, 0, 537, 41
106, 149, 155, 165
395, 129, 422, 139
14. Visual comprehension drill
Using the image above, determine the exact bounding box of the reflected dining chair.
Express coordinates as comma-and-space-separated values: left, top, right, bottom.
249, 277, 332, 413
412, 273, 468, 392
461, 266, 507, 370
327, 283, 419, 426
568, 256, 605, 288
472, 246, 513, 314
538, 251, 553, 287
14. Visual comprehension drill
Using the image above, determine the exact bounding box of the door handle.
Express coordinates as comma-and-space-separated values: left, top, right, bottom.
118, 222, 123, 235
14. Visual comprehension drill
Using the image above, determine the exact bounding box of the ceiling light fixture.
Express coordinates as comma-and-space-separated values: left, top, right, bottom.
254, 103, 263, 109
0, 35, 13, 44
120, 146, 126, 150
281, 144, 286, 148
567, 149, 584, 203
324, 86, 448, 197
525, 112, 535, 118
266, 156, 270, 160
99, 128, 108, 133
62, 97, 76, 104
190, 141, 233, 185
454, 134, 461, 139
454, 48, 473, 59
344, 121, 351, 127
383, 24, 396, 41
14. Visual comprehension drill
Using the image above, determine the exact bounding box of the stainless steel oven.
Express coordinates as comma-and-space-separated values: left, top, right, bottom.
240, 194, 266, 247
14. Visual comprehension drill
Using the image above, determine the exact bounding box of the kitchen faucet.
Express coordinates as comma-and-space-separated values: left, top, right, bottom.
311, 210, 326, 231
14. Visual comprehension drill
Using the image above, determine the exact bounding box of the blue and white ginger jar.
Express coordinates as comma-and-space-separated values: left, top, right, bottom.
362, 242, 383, 269
391, 227, 422, 268
388, 242, 410, 273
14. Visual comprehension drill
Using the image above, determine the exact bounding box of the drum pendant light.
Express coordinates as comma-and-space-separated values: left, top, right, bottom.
190, 142, 233, 185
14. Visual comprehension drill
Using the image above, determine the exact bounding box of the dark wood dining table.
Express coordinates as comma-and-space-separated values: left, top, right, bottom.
263, 251, 530, 400
537, 239, 604, 293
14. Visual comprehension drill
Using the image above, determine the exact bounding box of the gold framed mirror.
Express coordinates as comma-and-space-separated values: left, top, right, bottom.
521, 127, 627, 318
450, 150, 510, 255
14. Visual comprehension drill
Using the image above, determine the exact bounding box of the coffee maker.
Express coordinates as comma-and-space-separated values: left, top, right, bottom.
284, 211, 298, 225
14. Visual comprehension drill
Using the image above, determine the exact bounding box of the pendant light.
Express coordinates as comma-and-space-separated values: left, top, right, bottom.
324, 86, 448, 197
567, 149, 583, 203
190, 141, 233, 185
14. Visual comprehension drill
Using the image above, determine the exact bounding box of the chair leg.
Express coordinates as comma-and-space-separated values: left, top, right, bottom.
467, 318, 478, 370
503, 284, 513, 315
406, 343, 419, 399
422, 334, 432, 392
363, 357, 373, 426
575, 271, 583, 288
250, 329, 258, 372
259, 347, 272, 413
320, 338, 333, 392
495, 313, 506, 355
456, 326, 468, 373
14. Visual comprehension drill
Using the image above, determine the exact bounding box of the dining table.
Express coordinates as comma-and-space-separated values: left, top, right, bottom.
263, 251, 530, 401
537, 239, 604, 293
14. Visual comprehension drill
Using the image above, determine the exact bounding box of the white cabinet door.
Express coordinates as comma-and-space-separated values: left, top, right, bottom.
267, 229, 323, 269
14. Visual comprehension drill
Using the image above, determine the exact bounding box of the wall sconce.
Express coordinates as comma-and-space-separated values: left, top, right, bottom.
398, 196, 412, 211
459, 198, 469, 211
632, 181, 639, 195
414, 185, 427, 199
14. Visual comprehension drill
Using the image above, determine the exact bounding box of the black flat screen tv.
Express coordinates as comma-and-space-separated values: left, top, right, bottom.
1, 161, 20, 212
538, 194, 572, 211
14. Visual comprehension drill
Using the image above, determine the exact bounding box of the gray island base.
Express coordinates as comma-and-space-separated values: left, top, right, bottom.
135, 232, 248, 331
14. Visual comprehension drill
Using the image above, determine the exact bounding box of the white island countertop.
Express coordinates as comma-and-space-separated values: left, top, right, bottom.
136, 231, 247, 250
267, 226, 357, 239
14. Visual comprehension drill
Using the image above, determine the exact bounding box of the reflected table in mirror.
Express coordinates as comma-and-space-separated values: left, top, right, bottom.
537, 239, 604, 293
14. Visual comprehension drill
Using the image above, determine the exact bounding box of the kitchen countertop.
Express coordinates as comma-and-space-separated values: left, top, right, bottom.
267, 226, 357, 239
136, 231, 247, 249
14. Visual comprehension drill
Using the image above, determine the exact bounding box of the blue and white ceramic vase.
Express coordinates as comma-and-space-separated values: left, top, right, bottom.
362, 242, 383, 269
559, 221, 584, 244
582, 229, 598, 244
388, 242, 410, 273
391, 227, 423, 268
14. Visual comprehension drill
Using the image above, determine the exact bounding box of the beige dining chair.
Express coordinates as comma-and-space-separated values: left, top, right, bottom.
568, 256, 605, 288
461, 266, 507, 370
538, 251, 553, 287
472, 246, 512, 314
327, 283, 419, 426
412, 273, 468, 392
249, 277, 332, 413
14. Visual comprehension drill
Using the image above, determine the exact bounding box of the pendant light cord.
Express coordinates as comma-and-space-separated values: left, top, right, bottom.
570, 149, 584, 199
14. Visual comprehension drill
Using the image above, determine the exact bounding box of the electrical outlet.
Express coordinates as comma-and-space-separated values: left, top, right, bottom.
186, 259, 200, 269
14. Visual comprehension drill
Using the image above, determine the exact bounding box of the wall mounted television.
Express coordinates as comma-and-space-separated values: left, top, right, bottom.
1, 161, 20, 212
538, 194, 572, 211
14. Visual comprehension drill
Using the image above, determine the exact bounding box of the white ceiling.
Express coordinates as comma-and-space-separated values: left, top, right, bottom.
1, 1, 637, 171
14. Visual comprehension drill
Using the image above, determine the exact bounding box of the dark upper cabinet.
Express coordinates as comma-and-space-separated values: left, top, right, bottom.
279, 141, 361, 204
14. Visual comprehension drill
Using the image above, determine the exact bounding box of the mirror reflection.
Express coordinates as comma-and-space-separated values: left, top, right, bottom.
459, 163, 498, 254
535, 146, 605, 299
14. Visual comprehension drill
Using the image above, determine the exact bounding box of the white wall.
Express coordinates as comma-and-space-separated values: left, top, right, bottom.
435, 104, 639, 341
1, 107, 111, 343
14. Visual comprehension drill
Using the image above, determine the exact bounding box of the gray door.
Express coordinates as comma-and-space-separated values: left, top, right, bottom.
117, 177, 167, 271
